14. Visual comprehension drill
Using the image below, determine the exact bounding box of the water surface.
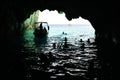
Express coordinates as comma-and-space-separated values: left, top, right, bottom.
17, 24, 97, 80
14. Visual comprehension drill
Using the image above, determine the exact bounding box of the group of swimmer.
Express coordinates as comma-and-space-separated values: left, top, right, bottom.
39, 37, 92, 68
52, 36, 92, 51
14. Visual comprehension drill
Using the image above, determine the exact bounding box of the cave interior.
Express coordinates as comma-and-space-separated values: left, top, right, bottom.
0, 0, 119, 80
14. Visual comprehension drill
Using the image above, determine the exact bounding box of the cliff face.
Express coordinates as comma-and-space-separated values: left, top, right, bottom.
0, 0, 118, 79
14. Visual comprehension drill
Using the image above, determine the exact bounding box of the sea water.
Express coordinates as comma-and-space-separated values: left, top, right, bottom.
19, 24, 97, 79
48, 24, 95, 39
21, 24, 95, 48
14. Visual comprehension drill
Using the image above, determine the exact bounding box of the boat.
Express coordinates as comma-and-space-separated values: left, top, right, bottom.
34, 22, 50, 38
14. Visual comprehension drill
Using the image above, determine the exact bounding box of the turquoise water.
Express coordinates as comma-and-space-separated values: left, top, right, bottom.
21, 24, 95, 48
17, 25, 97, 80
19, 24, 97, 79
48, 24, 95, 39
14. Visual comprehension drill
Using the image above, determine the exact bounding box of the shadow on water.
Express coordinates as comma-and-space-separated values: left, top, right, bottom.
19, 29, 48, 49
15, 30, 48, 80
34, 35, 48, 46
13, 28, 100, 80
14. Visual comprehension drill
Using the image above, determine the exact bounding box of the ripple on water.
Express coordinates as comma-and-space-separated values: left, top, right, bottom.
18, 29, 97, 79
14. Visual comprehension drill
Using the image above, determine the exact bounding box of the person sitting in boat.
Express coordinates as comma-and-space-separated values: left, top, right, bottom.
43, 27, 47, 33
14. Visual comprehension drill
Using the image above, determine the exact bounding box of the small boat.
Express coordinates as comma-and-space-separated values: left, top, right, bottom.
34, 22, 50, 38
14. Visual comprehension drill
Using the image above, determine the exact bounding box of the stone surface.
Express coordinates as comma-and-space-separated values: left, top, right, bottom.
0, 1, 118, 80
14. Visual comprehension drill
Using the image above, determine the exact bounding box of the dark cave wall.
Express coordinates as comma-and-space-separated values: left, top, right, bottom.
0, 1, 119, 48
0, 0, 119, 79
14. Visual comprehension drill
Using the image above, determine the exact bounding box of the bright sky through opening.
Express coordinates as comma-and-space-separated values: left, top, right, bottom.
38, 9, 92, 25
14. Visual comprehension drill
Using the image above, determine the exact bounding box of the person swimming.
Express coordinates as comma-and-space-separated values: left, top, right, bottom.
62, 32, 67, 35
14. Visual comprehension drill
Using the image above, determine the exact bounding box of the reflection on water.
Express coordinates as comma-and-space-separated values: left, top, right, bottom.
21, 25, 95, 50
34, 36, 48, 46
16, 25, 98, 80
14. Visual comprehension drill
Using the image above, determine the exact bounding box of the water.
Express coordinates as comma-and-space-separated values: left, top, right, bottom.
48, 24, 95, 40
21, 24, 95, 47
17, 24, 97, 80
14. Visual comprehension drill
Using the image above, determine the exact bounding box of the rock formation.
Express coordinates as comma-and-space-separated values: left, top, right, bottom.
0, 0, 118, 80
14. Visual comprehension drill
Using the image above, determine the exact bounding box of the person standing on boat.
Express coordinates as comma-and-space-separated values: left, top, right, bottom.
39, 23, 43, 31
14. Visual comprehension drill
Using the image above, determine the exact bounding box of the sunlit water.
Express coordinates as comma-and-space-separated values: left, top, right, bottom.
18, 24, 97, 79
22, 24, 95, 46
48, 24, 95, 38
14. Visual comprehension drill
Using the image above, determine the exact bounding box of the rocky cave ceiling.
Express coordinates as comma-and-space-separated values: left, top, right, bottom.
0, 0, 119, 31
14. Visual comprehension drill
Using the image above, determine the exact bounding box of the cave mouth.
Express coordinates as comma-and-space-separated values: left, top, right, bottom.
22, 9, 95, 43
38, 9, 95, 39
15, 9, 98, 80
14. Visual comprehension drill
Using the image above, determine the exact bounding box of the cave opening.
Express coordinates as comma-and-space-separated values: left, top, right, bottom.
16, 9, 98, 80
0, 1, 114, 80
22, 9, 95, 44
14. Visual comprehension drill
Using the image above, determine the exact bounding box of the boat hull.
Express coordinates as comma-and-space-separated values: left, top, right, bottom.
34, 31, 48, 38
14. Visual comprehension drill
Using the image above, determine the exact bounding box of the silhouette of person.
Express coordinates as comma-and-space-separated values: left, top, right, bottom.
80, 39, 83, 42
39, 23, 43, 30
48, 25, 50, 30
53, 43, 56, 49
87, 38, 90, 44
81, 43, 85, 51
43, 27, 47, 33
64, 37, 68, 48
65, 37, 67, 42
